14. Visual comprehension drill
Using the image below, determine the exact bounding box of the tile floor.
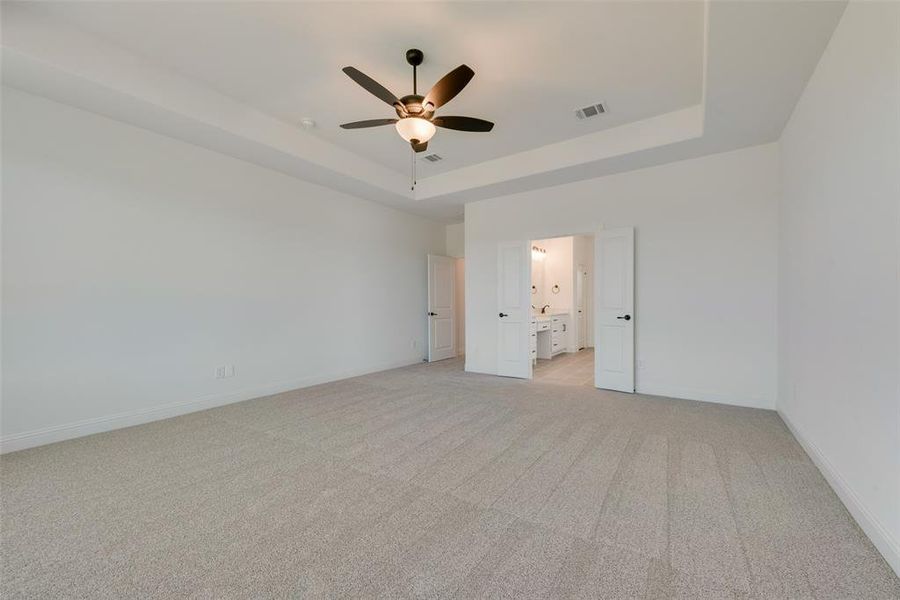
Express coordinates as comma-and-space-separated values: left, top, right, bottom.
533, 348, 595, 387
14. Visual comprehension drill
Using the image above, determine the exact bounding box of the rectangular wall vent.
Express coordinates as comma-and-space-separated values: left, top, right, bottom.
575, 102, 607, 120
423, 154, 442, 162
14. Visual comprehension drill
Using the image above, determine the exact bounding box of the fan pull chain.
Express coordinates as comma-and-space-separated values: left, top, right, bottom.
410, 147, 416, 191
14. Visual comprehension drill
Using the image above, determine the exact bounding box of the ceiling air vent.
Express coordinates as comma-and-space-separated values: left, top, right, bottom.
575, 102, 607, 120
423, 154, 443, 162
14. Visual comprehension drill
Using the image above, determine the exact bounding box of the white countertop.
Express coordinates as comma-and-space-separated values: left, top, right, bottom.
533, 310, 570, 320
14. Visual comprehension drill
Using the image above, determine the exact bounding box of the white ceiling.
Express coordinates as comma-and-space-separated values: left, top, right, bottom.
2, 1, 847, 221
16, 1, 705, 176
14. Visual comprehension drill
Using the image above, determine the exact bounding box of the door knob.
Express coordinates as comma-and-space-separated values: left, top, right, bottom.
616, 314, 632, 321
428, 312, 437, 316
499, 312, 509, 318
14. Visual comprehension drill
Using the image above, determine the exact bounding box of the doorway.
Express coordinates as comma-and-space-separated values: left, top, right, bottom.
495, 227, 635, 391
427, 254, 454, 362
427, 254, 465, 363
529, 235, 595, 386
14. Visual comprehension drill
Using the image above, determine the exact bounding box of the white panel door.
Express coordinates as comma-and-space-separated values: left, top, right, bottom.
496, 241, 532, 379
576, 264, 586, 350
594, 227, 634, 392
427, 254, 456, 362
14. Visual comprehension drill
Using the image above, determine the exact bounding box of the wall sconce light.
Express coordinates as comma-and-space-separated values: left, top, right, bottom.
532, 245, 547, 261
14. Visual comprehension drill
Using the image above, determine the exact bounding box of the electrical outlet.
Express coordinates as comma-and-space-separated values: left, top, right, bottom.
215, 365, 236, 379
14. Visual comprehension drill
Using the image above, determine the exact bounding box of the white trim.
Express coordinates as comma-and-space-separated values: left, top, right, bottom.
780, 410, 900, 578
0, 356, 423, 454
636, 383, 773, 411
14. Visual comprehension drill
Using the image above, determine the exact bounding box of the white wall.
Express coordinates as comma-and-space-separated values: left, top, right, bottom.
532, 236, 573, 314
531, 248, 546, 310
445, 223, 464, 258
465, 143, 779, 409
443, 223, 466, 356
1, 88, 445, 451
573, 234, 594, 348
777, 2, 900, 575
454, 259, 465, 357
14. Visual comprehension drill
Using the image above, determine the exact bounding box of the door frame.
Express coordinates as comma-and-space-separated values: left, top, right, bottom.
575, 262, 587, 350
512, 227, 634, 391
427, 254, 456, 362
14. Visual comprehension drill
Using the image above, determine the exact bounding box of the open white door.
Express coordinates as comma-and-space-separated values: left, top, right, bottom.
594, 227, 634, 392
496, 241, 532, 378
427, 254, 456, 362
576, 264, 586, 350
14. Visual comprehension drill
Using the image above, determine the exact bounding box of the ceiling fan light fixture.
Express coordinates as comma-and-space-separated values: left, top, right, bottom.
395, 117, 436, 144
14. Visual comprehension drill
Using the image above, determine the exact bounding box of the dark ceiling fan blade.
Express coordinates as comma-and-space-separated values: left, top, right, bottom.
411, 140, 428, 153
342, 67, 403, 109
423, 65, 474, 110
339, 118, 398, 129
432, 116, 494, 132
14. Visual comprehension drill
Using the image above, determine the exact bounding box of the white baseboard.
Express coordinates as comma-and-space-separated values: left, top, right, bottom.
460, 367, 774, 411
779, 410, 900, 578
635, 383, 773, 410
0, 355, 423, 454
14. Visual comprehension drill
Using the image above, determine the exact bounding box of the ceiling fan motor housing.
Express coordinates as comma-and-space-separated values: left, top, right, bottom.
396, 95, 432, 118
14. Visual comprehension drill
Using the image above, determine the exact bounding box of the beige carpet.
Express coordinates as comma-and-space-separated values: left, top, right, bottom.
2, 358, 898, 599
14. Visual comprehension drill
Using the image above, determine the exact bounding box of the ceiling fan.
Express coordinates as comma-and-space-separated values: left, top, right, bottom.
340, 48, 494, 154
